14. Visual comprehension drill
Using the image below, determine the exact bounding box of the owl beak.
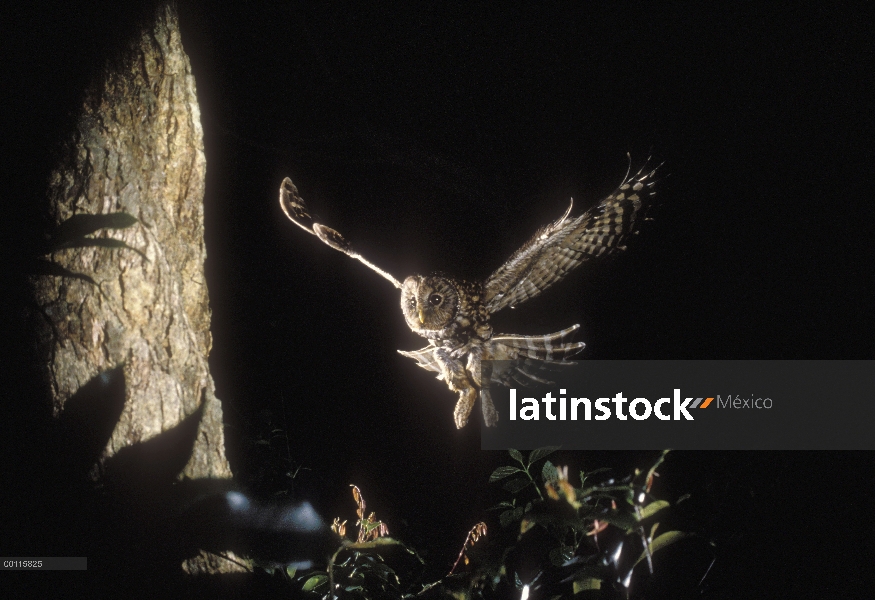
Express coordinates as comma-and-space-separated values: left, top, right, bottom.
418, 307, 425, 324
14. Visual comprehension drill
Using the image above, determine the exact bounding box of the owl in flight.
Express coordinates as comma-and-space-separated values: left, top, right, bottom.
279, 161, 658, 428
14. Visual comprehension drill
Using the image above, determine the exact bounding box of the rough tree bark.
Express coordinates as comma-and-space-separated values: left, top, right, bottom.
28, 3, 235, 575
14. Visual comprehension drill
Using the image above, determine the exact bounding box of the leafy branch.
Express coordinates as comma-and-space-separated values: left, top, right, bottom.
301, 485, 416, 600
488, 448, 692, 598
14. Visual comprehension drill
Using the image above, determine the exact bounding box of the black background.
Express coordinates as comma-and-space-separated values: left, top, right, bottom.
2, 1, 873, 597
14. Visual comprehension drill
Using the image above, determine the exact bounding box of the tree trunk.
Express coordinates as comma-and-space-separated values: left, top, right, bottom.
28, 2, 234, 574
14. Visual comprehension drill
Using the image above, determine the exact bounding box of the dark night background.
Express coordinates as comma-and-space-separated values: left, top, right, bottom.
2, 1, 873, 598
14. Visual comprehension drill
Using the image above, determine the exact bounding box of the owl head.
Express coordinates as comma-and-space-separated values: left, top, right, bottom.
401, 275, 459, 334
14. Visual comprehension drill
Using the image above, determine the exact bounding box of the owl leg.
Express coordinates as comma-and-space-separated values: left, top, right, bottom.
479, 388, 498, 428
434, 348, 479, 428
465, 348, 498, 428
453, 387, 478, 429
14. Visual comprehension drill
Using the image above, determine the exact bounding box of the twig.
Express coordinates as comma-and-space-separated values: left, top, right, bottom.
448, 522, 487, 576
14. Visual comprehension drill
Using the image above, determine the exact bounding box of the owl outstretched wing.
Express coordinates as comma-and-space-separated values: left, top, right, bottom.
483, 162, 659, 313
279, 178, 403, 289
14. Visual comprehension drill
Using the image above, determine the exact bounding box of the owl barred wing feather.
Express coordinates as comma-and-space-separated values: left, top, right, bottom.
400, 325, 583, 396
279, 177, 318, 235
483, 326, 584, 398
483, 163, 658, 313
400, 332, 580, 428
490, 325, 585, 361
397, 347, 443, 375
279, 178, 403, 289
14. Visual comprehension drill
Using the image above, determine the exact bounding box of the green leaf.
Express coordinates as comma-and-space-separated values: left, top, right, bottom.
508, 448, 525, 465
643, 449, 670, 487
593, 510, 638, 532
490, 466, 523, 482
637, 500, 669, 521
548, 545, 574, 566
579, 484, 635, 499
580, 467, 611, 483
517, 510, 590, 532
499, 509, 517, 527
503, 478, 531, 494
542, 460, 559, 485
346, 537, 409, 552
633, 530, 693, 567
513, 506, 525, 519
589, 467, 612, 475
301, 573, 327, 591
572, 577, 602, 593
368, 561, 395, 582
527, 445, 560, 467
285, 565, 297, 578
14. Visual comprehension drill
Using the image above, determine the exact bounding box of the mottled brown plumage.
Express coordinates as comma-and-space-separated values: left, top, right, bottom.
279, 162, 658, 428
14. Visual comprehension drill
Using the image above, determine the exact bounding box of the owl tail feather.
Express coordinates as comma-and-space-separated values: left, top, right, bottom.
490, 325, 585, 361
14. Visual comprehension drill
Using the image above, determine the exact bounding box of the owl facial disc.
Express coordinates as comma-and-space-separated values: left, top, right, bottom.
401, 275, 459, 333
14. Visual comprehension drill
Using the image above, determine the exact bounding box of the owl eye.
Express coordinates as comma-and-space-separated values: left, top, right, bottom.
428, 293, 443, 306
407, 297, 416, 308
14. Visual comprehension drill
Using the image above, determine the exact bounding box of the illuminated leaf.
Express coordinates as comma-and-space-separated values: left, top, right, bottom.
527, 446, 560, 467
637, 500, 669, 521
302, 574, 327, 591
548, 545, 573, 566
490, 466, 523, 482
643, 450, 670, 491
346, 537, 406, 551
593, 511, 638, 532
542, 460, 559, 485
573, 577, 601, 593
633, 531, 693, 567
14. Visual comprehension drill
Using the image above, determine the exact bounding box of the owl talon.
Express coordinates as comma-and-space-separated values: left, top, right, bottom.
453, 388, 478, 429
480, 388, 498, 427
